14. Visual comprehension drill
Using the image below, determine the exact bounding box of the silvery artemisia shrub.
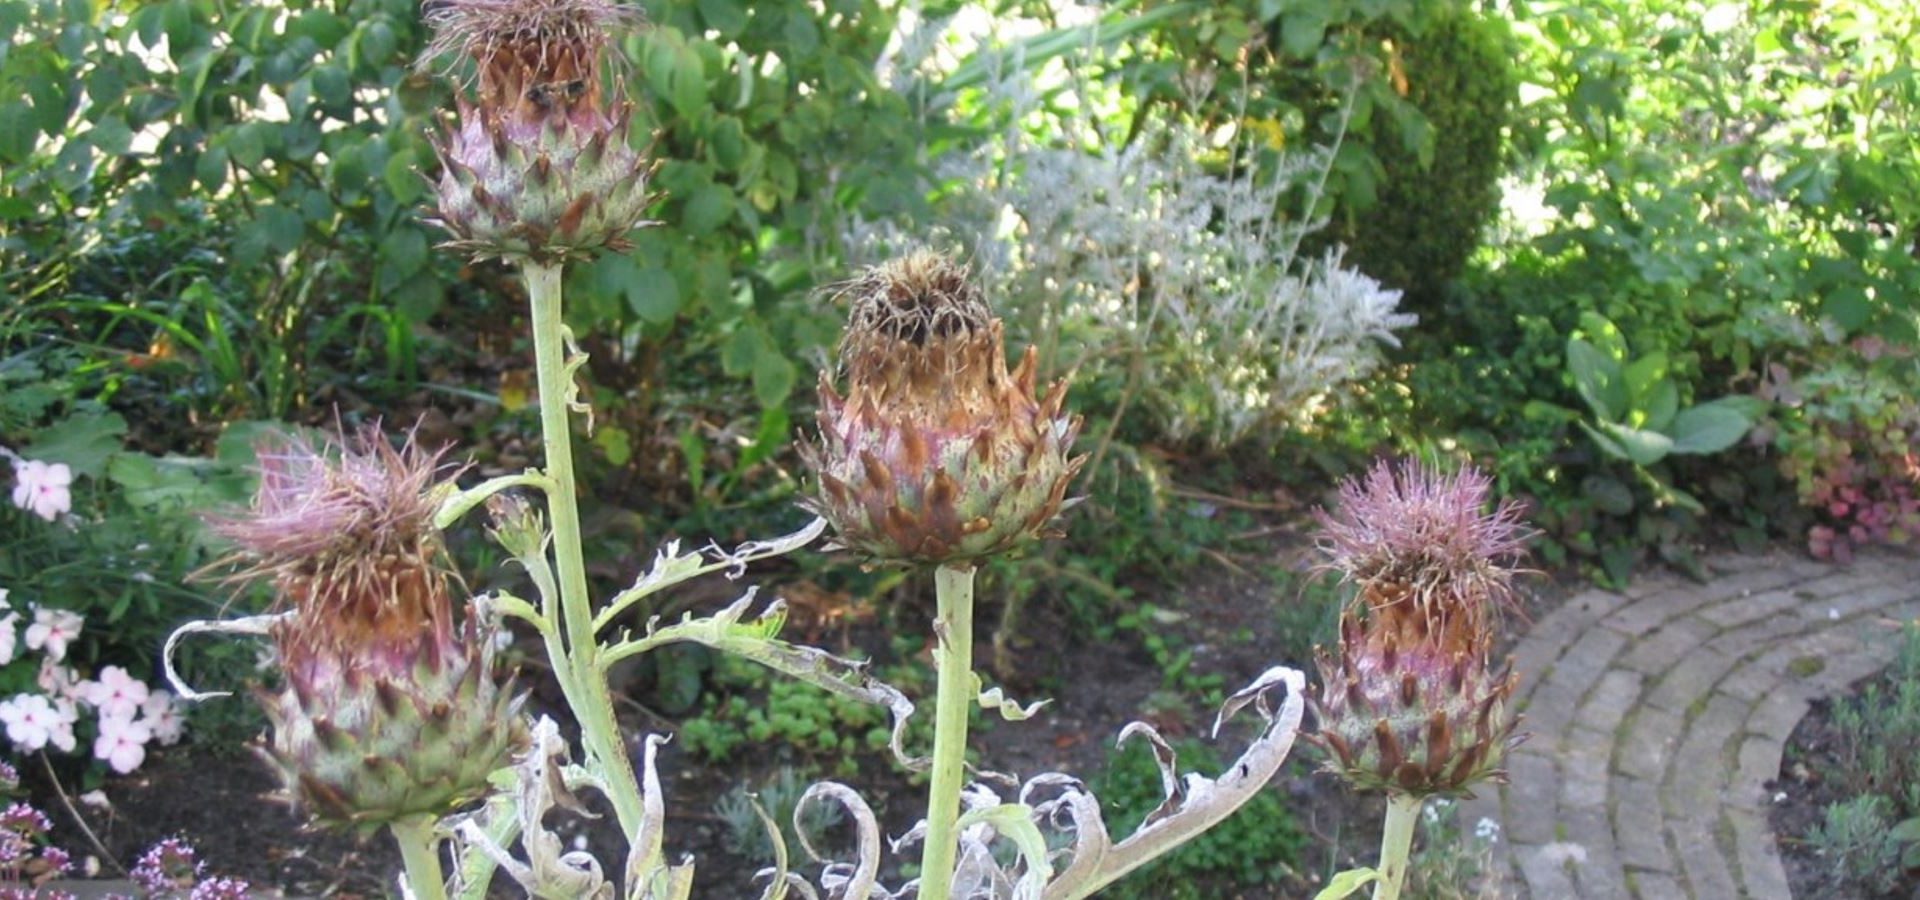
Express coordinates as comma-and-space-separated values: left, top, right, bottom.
208, 430, 525, 833
801, 251, 1085, 567
1308, 461, 1532, 798
424, 0, 656, 263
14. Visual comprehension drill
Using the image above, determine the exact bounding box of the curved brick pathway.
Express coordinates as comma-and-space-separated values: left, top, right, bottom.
1459, 549, 1920, 899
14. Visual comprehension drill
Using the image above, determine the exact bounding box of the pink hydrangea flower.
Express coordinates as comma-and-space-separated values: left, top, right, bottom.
25, 608, 83, 662
83, 666, 150, 720
93, 714, 151, 774
10, 460, 73, 521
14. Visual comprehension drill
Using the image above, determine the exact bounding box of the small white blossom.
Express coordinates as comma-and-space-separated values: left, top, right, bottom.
25, 608, 83, 662
1476, 817, 1501, 844
0, 613, 18, 667
93, 714, 151, 774
138, 690, 185, 746
0, 694, 60, 752
83, 666, 150, 720
10, 460, 73, 521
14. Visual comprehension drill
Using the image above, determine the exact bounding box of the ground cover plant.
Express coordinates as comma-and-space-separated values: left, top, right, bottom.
1775, 625, 1920, 898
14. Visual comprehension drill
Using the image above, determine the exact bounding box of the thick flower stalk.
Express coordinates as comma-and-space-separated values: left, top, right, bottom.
424, 0, 654, 263
209, 430, 525, 836
1308, 460, 1531, 900
802, 250, 1084, 566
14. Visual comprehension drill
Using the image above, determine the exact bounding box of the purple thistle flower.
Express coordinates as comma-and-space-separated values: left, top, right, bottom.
1315, 460, 1532, 638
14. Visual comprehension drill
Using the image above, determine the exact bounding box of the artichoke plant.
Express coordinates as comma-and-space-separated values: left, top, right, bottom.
802, 251, 1084, 567
424, 0, 655, 263
209, 430, 524, 833
1308, 460, 1530, 798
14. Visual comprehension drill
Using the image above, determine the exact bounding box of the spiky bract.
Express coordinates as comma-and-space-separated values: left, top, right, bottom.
1307, 460, 1531, 798
423, 0, 654, 263
1310, 616, 1520, 797
801, 251, 1084, 566
213, 429, 524, 833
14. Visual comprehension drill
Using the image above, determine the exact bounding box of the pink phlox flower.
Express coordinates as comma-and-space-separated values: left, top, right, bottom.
93, 714, 151, 775
0, 695, 59, 752
139, 690, 185, 746
10, 460, 73, 521
24, 608, 83, 662
84, 666, 150, 720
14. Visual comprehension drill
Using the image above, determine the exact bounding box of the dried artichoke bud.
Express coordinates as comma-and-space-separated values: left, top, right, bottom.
423, 0, 655, 263
211, 430, 526, 832
802, 251, 1084, 566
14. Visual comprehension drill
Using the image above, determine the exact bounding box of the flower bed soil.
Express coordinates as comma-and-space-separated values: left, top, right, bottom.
1771, 683, 1920, 899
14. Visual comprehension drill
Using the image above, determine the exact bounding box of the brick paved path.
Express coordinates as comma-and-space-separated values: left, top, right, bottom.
1459, 550, 1920, 899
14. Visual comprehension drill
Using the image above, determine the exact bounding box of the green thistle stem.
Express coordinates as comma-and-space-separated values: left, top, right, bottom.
392, 815, 448, 900
1372, 792, 1423, 900
918, 563, 976, 900
525, 261, 646, 837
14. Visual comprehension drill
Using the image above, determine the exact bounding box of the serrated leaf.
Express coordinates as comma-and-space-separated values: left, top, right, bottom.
24, 411, 127, 479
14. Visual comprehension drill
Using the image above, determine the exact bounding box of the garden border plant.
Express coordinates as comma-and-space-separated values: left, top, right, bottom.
154, 1, 1532, 898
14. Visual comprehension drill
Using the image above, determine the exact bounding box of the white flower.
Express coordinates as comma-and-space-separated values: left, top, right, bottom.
78, 790, 111, 810
0, 613, 18, 667
0, 588, 10, 611
10, 460, 73, 521
37, 658, 81, 701
82, 666, 149, 720
93, 714, 150, 774
24, 608, 83, 662
49, 697, 78, 752
138, 690, 184, 746
0, 694, 60, 751
1476, 817, 1501, 844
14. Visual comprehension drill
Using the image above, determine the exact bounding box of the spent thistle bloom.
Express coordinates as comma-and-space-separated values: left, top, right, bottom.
423, 0, 656, 263
1308, 460, 1531, 798
209, 428, 525, 833
801, 251, 1084, 566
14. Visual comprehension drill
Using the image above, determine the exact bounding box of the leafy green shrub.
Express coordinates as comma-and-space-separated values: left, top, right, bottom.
1089, 740, 1305, 899
1327, 5, 1517, 310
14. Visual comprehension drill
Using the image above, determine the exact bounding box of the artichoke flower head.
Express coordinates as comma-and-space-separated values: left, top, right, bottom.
423, 0, 654, 263
803, 251, 1084, 567
210, 428, 525, 833
1308, 461, 1532, 798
